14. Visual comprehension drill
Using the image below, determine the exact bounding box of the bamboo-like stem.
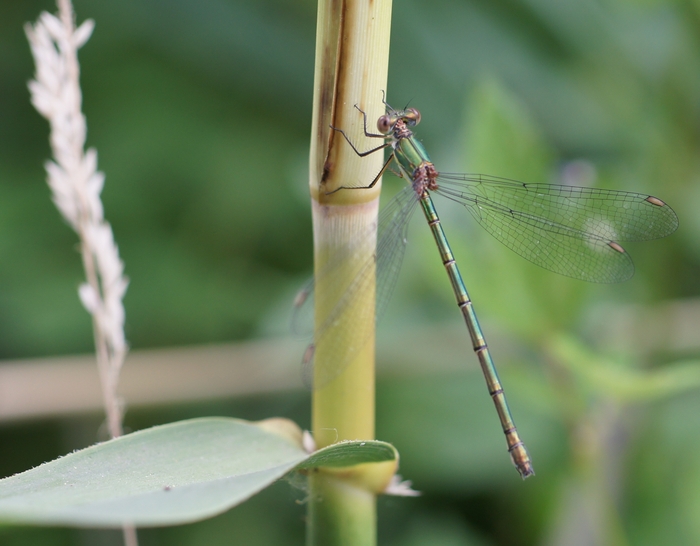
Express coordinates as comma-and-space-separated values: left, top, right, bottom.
307, 0, 393, 544
307, 472, 377, 546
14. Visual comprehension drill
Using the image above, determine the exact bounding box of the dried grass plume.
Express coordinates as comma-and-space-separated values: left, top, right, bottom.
25, 0, 129, 440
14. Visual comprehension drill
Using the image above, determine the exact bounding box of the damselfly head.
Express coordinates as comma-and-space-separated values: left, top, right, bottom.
377, 108, 422, 135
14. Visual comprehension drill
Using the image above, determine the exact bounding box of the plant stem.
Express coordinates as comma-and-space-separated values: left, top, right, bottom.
307, 472, 376, 546
307, 0, 393, 544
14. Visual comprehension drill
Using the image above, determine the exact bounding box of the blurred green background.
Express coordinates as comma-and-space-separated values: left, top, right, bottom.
1, 0, 700, 544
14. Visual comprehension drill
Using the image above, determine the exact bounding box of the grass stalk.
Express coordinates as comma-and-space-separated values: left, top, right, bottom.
26, 2, 134, 544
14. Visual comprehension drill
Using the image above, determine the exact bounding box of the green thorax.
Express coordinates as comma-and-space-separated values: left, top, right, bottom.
393, 134, 432, 177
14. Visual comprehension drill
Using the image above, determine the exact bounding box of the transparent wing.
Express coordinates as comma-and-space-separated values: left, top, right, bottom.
291, 186, 419, 388
436, 173, 679, 283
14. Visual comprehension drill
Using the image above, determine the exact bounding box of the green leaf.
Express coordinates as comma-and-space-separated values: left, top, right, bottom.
0, 417, 306, 527
297, 440, 397, 469
0, 417, 398, 528
461, 78, 554, 183
453, 77, 588, 339
548, 334, 700, 402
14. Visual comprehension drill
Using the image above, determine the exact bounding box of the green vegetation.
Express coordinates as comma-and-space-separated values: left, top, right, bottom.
0, 0, 698, 544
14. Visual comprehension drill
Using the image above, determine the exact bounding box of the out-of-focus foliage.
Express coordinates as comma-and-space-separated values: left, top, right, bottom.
0, 0, 699, 545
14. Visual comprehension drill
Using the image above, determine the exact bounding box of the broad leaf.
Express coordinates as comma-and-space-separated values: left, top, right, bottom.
0, 417, 396, 528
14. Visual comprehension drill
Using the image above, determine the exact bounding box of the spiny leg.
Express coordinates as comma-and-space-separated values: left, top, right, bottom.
327, 103, 396, 193
331, 125, 390, 157
354, 104, 388, 139
325, 153, 395, 194
329, 101, 390, 153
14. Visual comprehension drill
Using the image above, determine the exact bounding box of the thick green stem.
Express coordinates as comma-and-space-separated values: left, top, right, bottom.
311, 199, 378, 446
307, 473, 376, 546
307, 0, 393, 544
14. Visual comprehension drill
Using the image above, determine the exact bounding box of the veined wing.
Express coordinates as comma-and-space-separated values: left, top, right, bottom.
436, 173, 679, 283
291, 186, 419, 388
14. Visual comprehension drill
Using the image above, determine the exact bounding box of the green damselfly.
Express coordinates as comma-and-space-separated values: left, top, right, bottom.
296, 99, 678, 478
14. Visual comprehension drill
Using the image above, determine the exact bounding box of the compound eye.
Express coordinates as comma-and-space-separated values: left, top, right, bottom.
405, 108, 421, 125
377, 114, 392, 134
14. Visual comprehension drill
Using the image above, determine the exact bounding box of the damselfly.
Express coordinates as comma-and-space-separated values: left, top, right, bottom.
296, 99, 678, 478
